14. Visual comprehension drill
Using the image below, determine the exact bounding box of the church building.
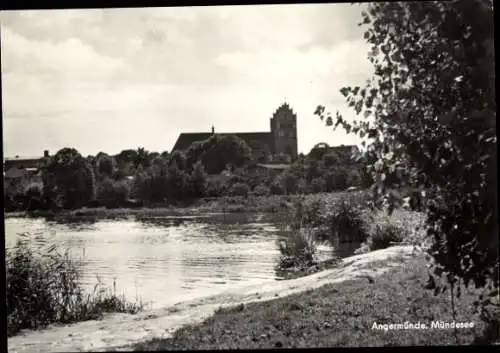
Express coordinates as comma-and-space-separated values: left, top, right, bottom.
171, 102, 298, 161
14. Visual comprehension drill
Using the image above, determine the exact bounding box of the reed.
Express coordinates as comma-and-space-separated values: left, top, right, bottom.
6, 235, 144, 337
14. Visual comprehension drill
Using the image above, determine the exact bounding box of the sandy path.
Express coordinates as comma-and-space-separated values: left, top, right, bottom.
8, 245, 420, 353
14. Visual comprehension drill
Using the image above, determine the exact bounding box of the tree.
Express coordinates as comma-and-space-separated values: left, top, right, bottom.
166, 160, 190, 200
168, 150, 187, 171
96, 153, 115, 179
323, 152, 340, 168
42, 148, 96, 209
186, 141, 206, 169
191, 161, 207, 198
131, 165, 151, 203
201, 135, 252, 174
316, 0, 497, 318
310, 177, 326, 194
282, 172, 299, 195
134, 147, 151, 168
115, 149, 138, 165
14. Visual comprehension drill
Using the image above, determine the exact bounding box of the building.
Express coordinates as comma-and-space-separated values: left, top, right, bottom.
4, 150, 50, 170
172, 102, 298, 161
3, 150, 50, 197
308, 143, 361, 161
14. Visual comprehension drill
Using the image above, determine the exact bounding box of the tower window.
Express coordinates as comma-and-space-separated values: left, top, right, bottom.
279, 131, 284, 137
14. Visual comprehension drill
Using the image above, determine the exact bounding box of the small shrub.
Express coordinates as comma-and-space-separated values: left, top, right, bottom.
322, 195, 371, 248
205, 178, 227, 198
310, 177, 326, 193
228, 183, 250, 197
253, 184, 270, 196
277, 228, 317, 270
366, 222, 408, 251
270, 180, 285, 195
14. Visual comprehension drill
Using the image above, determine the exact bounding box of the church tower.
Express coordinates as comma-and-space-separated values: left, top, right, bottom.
270, 102, 298, 160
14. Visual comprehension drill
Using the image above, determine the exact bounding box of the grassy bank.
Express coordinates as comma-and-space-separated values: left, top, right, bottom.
6, 237, 145, 337
4, 191, 364, 219
133, 254, 492, 349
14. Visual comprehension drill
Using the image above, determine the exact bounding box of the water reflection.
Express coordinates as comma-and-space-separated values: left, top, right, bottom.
5, 213, 354, 309
5, 214, 288, 308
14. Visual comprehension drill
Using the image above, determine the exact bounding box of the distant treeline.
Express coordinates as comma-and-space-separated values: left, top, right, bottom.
5, 134, 379, 212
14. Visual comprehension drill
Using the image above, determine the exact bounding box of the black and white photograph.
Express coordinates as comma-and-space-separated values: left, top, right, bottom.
2, 1, 498, 351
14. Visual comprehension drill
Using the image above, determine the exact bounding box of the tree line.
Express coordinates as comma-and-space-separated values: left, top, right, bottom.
5, 134, 367, 211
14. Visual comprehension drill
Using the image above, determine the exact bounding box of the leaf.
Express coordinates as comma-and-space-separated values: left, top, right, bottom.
314, 105, 325, 116
355, 101, 363, 115
340, 87, 351, 97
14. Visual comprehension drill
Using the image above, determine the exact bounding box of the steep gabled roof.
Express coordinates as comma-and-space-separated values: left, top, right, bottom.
172, 133, 213, 151
172, 132, 273, 152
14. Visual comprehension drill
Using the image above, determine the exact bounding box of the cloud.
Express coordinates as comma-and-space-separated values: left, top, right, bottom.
1, 26, 124, 80
1, 5, 373, 157
215, 39, 372, 87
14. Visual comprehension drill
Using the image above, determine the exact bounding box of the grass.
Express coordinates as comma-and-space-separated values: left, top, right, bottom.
132, 255, 493, 350
6, 236, 145, 337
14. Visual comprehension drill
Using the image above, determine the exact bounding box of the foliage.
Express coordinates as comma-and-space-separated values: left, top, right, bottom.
96, 177, 131, 207
310, 177, 326, 193
270, 179, 286, 195
277, 228, 317, 270
228, 182, 251, 197
166, 161, 190, 200
168, 150, 187, 171
293, 194, 371, 251
96, 153, 115, 179
134, 147, 152, 169
366, 222, 408, 251
282, 172, 299, 194
315, 0, 497, 308
205, 177, 228, 198
42, 148, 96, 209
253, 184, 270, 197
201, 135, 253, 174
6, 237, 143, 337
191, 161, 208, 198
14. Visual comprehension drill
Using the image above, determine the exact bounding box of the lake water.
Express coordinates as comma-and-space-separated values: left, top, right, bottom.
5, 213, 340, 310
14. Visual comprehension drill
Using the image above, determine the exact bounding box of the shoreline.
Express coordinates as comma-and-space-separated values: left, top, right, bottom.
7, 246, 418, 353
4, 192, 362, 219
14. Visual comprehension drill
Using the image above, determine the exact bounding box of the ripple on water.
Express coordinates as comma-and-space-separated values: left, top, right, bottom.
5, 213, 328, 309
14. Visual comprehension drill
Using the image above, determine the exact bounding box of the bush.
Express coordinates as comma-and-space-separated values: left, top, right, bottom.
253, 184, 270, 196
367, 222, 408, 251
270, 180, 285, 195
205, 178, 227, 198
310, 177, 326, 193
321, 195, 371, 248
6, 237, 144, 337
277, 227, 317, 270
228, 182, 250, 197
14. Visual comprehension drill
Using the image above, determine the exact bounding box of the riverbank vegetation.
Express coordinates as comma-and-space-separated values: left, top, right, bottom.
276, 191, 426, 279
132, 255, 492, 350
5, 131, 368, 214
6, 236, 145, 337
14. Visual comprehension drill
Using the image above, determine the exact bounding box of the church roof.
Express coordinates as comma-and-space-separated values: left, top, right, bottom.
172, 133, 213, 151
172, 132, 273, 152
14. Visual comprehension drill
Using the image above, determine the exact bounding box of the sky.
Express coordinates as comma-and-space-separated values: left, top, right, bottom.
1, 4, 373, 158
